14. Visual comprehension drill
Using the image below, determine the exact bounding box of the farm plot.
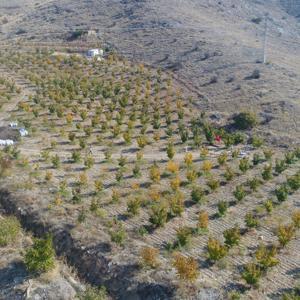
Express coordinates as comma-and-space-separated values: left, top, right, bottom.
0, 74, 20, 117
0, 48, 299, 299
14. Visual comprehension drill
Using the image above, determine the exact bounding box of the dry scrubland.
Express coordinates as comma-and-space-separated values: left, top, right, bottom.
0, 213, 90, 299
0, 48, 299, 299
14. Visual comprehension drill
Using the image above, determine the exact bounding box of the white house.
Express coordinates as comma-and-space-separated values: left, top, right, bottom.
86, 48, 104, 58
0, 139, 14, 146
9, 121, 18, 128
19, 128, 28, 137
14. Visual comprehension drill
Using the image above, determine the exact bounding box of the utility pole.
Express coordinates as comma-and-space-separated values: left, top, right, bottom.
263, 15, 268, 64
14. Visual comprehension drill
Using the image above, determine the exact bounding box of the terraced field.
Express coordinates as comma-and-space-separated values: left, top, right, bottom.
0, 47, 299, 299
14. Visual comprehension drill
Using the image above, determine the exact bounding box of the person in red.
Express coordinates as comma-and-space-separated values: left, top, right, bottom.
215, 135, 222, 143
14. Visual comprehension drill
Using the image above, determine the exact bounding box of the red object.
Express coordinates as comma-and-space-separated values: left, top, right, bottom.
215, 135, 221, 142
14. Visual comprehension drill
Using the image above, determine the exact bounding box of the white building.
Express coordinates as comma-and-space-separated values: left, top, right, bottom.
0, 139, 14, 146
87, 48, 104, 58
19, 128, 28, 137
9, 121, 18, 128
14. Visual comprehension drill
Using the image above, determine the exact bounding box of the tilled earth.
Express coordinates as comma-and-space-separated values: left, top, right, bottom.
0, 49, 298, 299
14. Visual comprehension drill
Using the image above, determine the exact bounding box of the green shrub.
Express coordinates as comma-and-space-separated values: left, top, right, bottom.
292, 210, 300, 228
285, 152, 295, 165
24, 234, 55, 273
176, 226, 193, 248
277, 224, 295, 247
282, 286, 300, 300
203, 123, 215, 144
193, 133, 202, 148
127, 198, 141, 216
252, 153, 262, 165
217, 201, 228, 217
207, 178, 220, 192
242, 263, 261, 287
118, 155, 127, 167
223, 226, 241, 247
251, 135, 264, 148
179, 128, 189, 143
239, 157, 250, 173
233, 185, 246, 201
115, 169, 124, 182
218, 152, 228, 166
172, 253, 199, 282
149, 203, 168, 228
72, 189, 82, 204
275, 184, 288, 202
287, 173, 300, 191
207, 238, 227, 261
72, 151, 81, 163
264, 199, 273, 213
166, 143, 175, 160
245, 212, 259, 228
104, 149, 112, 160
275, 159, 286, 174
255, 244, 279, 269
262, 164, 273, 181
94, 180, 103, 193
77, 209, 87, 223
137, 136, 148, 149
169, 192, 184, 217
232, 132, 246, 145
224, 166, 234, 181
78, 285, 107, 300
51, 154, 60, 169
294, 148, 300, 159
132, 163, 141, 178
224, 134, 234, 148
197, 210, 209, 230
149, 163, 161, 183
247, 178, 261, 192
191, 186, 205, 203
263, 148, 273, 161
227, 291, 241, 300
233, 111, 258, 130
110, 226, 127, 246
84, 155, 95, 169
0, 216, 21, 247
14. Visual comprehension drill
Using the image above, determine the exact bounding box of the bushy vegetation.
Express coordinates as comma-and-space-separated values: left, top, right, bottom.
24, 234, 55, 273
207, 238, 227, 261
77, 285, 108, 300
233, 111, 258, 130
140, 246, 160, 268
223, 226, 240, 247
242, 263, 262, 287
172, 253, 199, 282
0, 216, 21, 247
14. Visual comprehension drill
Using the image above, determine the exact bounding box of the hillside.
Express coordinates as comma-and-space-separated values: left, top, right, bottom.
0, 0, 300, 146
0, 1, 300, 300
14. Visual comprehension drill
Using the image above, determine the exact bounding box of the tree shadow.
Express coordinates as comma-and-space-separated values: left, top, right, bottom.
0, 261, 29, 291
120, 282, 174, 300
223, 282, 248, 294
286, 267, 300, 279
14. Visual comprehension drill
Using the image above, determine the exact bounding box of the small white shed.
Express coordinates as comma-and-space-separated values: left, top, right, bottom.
9, 121, 18, 128
19, 128, 28, 137
0, 139, 14, 146
86, 48, 104, 58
